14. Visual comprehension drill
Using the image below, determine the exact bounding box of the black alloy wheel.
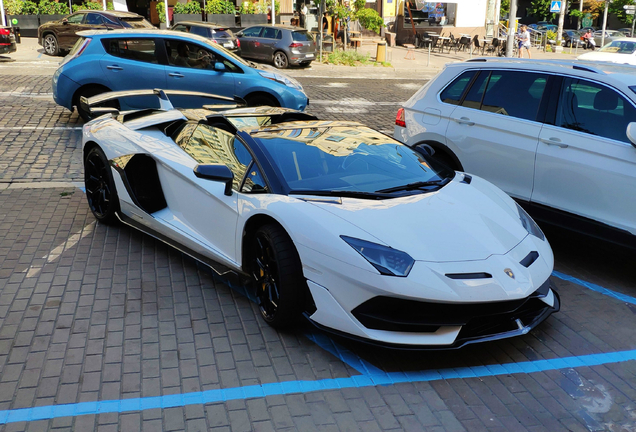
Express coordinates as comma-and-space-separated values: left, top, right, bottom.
251, 224, 304, 328
43, 34, 59, 56
84, 147, 120, 225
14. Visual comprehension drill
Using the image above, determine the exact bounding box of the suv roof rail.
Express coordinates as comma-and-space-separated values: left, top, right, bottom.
463, 57, 607, 74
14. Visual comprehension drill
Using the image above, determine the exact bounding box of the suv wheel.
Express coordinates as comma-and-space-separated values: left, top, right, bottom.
43, 34, 59, 56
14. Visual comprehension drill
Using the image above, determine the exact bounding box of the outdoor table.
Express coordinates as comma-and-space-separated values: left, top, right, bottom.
438, 36, 451, 53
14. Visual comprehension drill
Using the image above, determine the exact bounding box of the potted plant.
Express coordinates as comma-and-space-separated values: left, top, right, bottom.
205, 0, 235, 27
156, 1, 171, 28
38, 0, 70, 26
5, 0, 40, 38
239, 1, 267, 27
173, 0, 203, 24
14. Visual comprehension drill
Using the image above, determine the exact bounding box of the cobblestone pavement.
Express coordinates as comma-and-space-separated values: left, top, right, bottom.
1, 74, 636, 432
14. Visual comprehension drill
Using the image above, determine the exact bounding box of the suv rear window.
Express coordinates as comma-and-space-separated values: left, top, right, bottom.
292, 31, 313, 41
121, 17, 154, 29
212, 29, 233, 38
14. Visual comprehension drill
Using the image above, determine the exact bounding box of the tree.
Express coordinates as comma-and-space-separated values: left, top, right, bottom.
529, 0, 557, 21
609, 0, 635, 25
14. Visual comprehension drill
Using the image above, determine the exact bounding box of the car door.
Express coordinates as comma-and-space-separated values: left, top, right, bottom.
444, 69, 551, 201
99, 37, 166, 109
57, 12, 86, 49
238, 26, 263, 59
259, 27, 279, 60
532, 76, 636, 236
152, 122, 253, 263
162, 38, 235, 108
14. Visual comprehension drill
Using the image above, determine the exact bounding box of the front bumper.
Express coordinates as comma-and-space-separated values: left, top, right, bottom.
52, 70, 80, 111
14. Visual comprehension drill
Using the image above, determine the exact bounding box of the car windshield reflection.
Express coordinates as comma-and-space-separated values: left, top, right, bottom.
252, 125, 453, 197
600, 40, 636, 54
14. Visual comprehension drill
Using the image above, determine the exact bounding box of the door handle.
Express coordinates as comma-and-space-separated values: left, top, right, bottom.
541, 137, 569, 148
453, 117, 475, 126
106, 65, 123, 70
169, 72, 184, 78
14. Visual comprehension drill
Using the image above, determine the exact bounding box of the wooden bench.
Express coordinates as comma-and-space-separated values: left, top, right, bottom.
349, 37, 363, 50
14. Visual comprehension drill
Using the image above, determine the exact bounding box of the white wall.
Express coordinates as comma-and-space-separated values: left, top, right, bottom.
453, 0, 487, 28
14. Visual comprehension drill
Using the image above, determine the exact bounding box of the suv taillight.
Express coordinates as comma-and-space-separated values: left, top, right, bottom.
395, 108, 406, 127
0, 28, 10, 36
237, 39, 240, 48
289, 42, 303, 48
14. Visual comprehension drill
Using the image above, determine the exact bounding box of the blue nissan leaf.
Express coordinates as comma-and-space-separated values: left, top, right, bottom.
52, 29, 308, 120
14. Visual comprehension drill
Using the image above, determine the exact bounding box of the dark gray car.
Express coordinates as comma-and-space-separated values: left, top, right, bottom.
170, 21, 239, 53
236, 25, 316, 69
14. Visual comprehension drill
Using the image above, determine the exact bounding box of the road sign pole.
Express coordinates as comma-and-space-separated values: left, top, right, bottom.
601, 0, 609, 48
632, 14, 635, 38
506, 0, 517, 57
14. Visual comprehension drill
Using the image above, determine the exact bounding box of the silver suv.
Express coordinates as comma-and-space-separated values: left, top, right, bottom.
394, 58, 636, 248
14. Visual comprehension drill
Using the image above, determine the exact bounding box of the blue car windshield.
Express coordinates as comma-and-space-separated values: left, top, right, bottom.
252, 124, 452, 195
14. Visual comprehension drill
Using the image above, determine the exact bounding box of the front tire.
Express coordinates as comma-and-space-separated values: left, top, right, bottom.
246, 94, 279, 107
251, 224, 305, 328
273, 51, 289, 69
43, 34, 59, 56
84, 147, 120, 225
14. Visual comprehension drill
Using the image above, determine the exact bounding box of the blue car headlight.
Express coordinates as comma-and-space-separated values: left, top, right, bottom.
516, 203, 545, 241
258, 70, 304, 92
341, 236, 415, 277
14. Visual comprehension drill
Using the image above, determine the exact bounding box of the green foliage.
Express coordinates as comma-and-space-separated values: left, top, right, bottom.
38, 0, 69, 14
22, 0, 39, 13
156, 1, 166, 22
353, 0, 364, 11
4, 0, 24, 15
569, 8, 583, 18
238, 0, 255, 14
546, 29, 557, 41
206, 0, 234, 14
528, 0, 555, 21
355, 7, 383, 33
323, 49, 369, 65
609, 0, 635, 25
72, 1, 115, 11
500, 0, 510, 16
174, 1, 201, 14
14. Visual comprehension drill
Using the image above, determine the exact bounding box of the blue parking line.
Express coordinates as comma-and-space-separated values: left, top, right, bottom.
552, 270, 636, 305
1, 348, 636, 424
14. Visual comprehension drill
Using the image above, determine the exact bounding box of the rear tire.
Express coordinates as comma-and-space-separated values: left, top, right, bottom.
43, 34, 59, 56
84, 147, 120, 225
250, 224, 305, 328
273, 51, 289, 69
74, 85, 117, 122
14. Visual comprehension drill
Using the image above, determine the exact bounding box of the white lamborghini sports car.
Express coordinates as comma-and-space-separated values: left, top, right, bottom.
82, 89, 560, 348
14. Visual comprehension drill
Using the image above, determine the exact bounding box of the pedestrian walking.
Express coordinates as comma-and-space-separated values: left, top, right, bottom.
517, 24, 531, 58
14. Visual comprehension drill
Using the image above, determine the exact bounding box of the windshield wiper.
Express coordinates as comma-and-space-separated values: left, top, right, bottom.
289, 190, 392, 200
376, 177, 452, 194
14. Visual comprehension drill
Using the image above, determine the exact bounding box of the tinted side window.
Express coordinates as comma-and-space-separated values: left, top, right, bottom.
182, 125, 252, 190
461, 71, 489, 110
557, 78, 636, 143
102, 38, 158, 64
85, 13, 103, 25
480, 71, 548, 121
67, 13, 85, 24
262, 27, 279, 39
172, 24, 187, 32
439, 70, 476, 105
242, 27, 262, 37
241, 162, 268, 193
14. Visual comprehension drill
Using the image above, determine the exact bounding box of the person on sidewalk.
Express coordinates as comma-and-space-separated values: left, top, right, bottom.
517, 24, 531, 58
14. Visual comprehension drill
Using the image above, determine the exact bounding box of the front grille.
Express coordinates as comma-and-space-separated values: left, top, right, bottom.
351, 278, 553, 333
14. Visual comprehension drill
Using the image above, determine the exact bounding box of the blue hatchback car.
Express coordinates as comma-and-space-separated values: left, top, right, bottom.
52, 29, 308, 120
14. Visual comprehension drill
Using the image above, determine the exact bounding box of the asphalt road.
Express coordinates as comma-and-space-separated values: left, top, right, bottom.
0, 59, 636, 432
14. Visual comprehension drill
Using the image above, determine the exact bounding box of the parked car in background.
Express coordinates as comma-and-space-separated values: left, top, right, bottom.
563, 29, 584, 48
617, 27, 633, 37
578, 38, 636, 65
594, 29, 623, 46
38, 10, 153, 56
170, 21, 239, 53
80, 88, 559, 348
236, 25, 316, 69
0, 25, 17, 55
52, 29, 308, 121
394, 58, 636, 248
580, 26, 597, 33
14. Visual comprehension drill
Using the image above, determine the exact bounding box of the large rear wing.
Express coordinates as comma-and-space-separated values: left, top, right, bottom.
80, 88, 247, 117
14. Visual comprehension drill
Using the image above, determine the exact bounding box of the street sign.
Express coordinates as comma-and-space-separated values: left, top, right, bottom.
623, 5, 636, 10
550, 1, 562, 13
627, 9, 635, 14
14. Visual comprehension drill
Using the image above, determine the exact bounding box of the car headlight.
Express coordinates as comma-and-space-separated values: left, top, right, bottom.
258, 70, 304, 92
516, 203, 545, 241
341, 236, 415, 277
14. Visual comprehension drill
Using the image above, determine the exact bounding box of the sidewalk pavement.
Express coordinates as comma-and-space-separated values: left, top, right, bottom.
2, 35, 590, 80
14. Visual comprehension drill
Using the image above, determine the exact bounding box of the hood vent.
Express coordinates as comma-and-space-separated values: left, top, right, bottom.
446, 272, 492, 280
520, 251, 539, 268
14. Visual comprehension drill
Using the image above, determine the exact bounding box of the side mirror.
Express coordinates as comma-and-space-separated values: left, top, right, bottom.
193, 164, 234, 195
62, 18, 69, 24
627, 122, 636, 148
236, 32, 243, 37
214, 62, 226, 72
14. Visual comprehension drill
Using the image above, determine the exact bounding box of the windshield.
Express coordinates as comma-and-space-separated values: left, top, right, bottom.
600, 40, 636, 54
121, 17, 154, 29
253, 125, 452, 197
